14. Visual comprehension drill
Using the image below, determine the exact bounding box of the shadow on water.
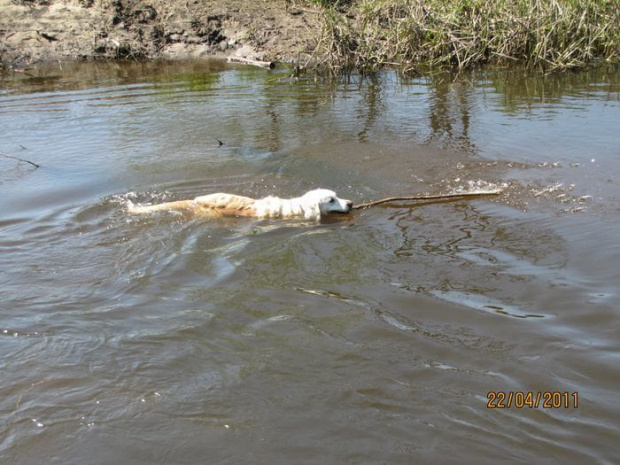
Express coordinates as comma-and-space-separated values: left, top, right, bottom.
1, 60, 619, 464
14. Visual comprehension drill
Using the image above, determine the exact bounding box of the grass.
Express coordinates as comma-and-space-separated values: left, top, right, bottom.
309, 0, 620, 74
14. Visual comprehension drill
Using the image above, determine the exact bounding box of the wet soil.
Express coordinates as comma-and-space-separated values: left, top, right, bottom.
0, 0, 322, 67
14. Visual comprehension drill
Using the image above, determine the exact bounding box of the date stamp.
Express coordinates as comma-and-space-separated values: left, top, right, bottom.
487, 391, 579, 409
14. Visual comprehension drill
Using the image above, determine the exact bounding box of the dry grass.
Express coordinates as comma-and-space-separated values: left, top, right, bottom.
310, 0, 620, 74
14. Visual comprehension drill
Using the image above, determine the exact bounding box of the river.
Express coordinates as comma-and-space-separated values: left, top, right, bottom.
1, 60, 619, 464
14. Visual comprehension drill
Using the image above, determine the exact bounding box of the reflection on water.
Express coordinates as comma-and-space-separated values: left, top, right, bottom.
1, 60, 619, 464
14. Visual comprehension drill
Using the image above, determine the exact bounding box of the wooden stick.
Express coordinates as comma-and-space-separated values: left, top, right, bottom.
352, 189, 503, 210
227, 57, 276, 69
0, 151, 40, 168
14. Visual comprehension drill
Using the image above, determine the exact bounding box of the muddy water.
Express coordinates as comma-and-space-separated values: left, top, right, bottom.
1, 61, 619, 464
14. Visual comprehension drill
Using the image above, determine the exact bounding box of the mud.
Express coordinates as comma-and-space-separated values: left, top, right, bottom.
0, 0, 321, 67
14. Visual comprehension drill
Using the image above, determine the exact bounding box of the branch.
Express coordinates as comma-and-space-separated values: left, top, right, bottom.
352, 189, 503, 210
0, 151, 40, 168
227, 57, 276, 69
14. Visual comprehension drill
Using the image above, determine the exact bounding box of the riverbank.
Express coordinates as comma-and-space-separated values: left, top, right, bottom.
316, 0, 620, 73
0, 0, 322, 67
1, 0, 618, 72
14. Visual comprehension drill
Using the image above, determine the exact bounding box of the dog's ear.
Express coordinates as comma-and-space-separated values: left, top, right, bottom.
303, 201, 321, 220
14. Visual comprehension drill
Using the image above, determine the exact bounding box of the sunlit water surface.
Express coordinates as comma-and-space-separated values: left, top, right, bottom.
1, 61, 619, 464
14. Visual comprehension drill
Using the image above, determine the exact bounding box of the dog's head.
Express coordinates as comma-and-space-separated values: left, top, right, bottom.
301, 189, 353, 218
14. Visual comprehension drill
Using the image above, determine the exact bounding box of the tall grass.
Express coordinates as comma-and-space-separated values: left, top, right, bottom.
311, 0, 620, 73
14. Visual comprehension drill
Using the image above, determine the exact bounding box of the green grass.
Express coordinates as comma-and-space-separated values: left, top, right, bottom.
310, 0, 620, 73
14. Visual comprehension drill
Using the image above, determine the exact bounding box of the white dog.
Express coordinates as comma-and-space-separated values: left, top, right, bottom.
127, 188, 353, 221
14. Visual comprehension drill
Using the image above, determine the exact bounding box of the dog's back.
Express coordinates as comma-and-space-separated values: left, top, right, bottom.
193, 193, 257, 217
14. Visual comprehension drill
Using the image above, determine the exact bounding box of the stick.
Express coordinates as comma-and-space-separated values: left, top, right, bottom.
352, 189, 503, 210
0, 151, 40, 168
227, 57, 276, 69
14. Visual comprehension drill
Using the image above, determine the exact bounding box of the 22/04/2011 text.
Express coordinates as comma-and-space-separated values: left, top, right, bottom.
487, 391, 579, 409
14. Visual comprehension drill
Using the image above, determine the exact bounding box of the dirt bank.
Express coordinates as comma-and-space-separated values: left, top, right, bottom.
3, 0, 617, 73
0, 0, 322, 67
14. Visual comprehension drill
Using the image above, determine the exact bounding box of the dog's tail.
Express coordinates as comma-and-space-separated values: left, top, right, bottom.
127, 201, 152, 214
127, 199, 196, 214
126, 200, 158, 214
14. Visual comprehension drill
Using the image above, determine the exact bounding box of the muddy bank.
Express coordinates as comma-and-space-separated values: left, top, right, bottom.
2, 0, 617, 72
0, 0, 321, 67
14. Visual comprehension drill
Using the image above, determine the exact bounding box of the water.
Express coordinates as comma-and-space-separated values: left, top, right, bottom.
1, 60, 619, 464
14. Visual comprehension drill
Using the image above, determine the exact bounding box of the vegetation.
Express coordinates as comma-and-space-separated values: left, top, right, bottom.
309, 0, 620, 73
2, 0, 617, 74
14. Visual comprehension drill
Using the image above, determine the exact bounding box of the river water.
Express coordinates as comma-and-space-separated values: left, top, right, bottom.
1, 60, 619, 464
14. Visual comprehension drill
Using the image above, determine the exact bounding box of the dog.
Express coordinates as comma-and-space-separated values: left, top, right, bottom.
127, 188, 353, 221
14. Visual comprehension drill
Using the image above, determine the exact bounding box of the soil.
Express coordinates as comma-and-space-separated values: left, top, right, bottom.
0, 0, 324, 67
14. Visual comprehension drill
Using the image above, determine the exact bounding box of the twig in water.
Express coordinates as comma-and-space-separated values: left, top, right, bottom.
227, 57, 276, 69
353, 189, 503, 210
16, 379, 47, 409
0, 151, 40, 168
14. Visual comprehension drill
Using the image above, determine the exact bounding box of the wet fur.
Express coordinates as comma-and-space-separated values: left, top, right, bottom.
127, 189, 353, 221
